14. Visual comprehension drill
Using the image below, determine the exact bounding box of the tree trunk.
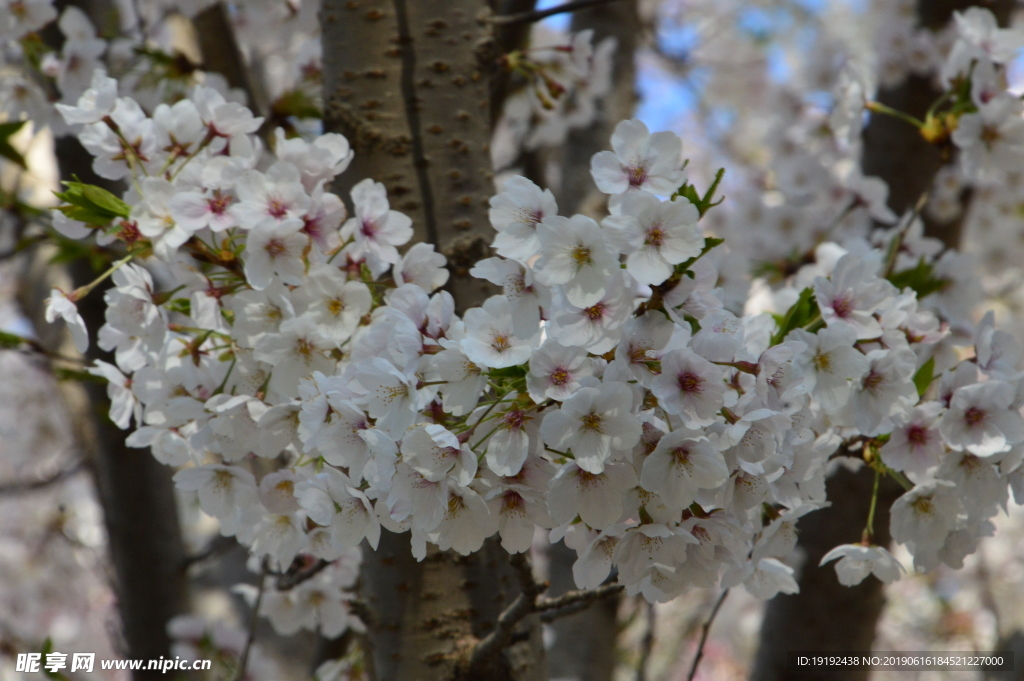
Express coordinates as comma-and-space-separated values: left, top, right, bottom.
752, 4, 1017, 680
750, 468, 902, 681
321, 2, 542, 679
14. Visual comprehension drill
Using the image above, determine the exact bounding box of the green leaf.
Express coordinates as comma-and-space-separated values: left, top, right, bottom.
272, 88, 323, 122
488, 365, 527, 379
0, 119, 27, 168
771, 287, 820, 345
913, 356, 936, 397
672, 168, 725, 217
0, 331, 29, 349
164, 298, 192, 316
887, 258, 948, 299
54, 180, 130, 225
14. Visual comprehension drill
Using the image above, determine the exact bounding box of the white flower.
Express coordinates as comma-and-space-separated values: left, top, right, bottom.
168, 188, 240, 234
350, 358, 425, 438
257, 470, 300, 514
540, 382, 641, 473
470, 257, 549, 337
173, 464, 259, 524
845, 348, 918, 436
244, 218, 309, 290
819, 544, 905, 586
547, 275, 633, 354
526, 340, 595, 403
942, 7, 1024, 81
237, 163, 311, 226
274, 129, 353, 190
461, 295, 535, 369
612, 523, 694, 585
394, 243, 449, 293
890, 480, 962, 552
296, 467, 381, 550
547, 461, 638, 529
55, 67, 116, 125
640, 428, 729, 510
295, 265, 371, 343
401, 424, 476, 485
44, 288, 89, 352
88, 359, 140, 429
939, 380, 1024, 456
482, 405, 533, 477
488, 175, 558, 263
603, 192, 702, 286
789, 322, 868, 412
590, 119, 686, 197
340, 179, 413, 268
650, 349, 725, 427
533, 214, 617, 308
435, 486, 496, 555
881, 402, 945, 476
952, 95, 1024, 181
813, 254, 896, 339
430, 347, 485, 417
254, 316, 335, 396
975, 310, 1021, 377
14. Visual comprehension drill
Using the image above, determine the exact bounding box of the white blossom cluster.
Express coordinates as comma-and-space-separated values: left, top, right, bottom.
36, 42, 1024, 627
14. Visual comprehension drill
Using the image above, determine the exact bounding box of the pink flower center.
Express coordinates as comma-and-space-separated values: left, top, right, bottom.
267, 198, 288, 218
627, 164, 648, 188
549, 367, 571, 386
964, 406, 987, 427
677, 371, 704, 394
831, 295, 855, 319
906, 424, 929, 446
584, 302, 606, 321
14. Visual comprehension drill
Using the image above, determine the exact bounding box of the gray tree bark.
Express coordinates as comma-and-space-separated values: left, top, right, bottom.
321, 1, 542, 679
752, 3, 1017, 680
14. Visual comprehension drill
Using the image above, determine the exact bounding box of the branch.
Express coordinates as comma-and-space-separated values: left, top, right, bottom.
180, 534, 236, 571
493, 0, 627, 25
274, 557, 331, 591
235, 561, 268, 681
636, 600, 656, 681
685, 589, 729, 681
469, 554, 625, 670
0, 461, 85, 496
467, 552, 545, 671
534, 582, 625, 614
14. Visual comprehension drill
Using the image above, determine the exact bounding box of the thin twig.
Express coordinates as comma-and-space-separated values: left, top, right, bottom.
636, 599, 656, 681
685, 589, 729, 681
0, 461, 85, 496
180, 534, 236, 571
275, 557, 331, 591
534, 582, 625, 613
493, 0, 627, 25
235, 561, 269, 681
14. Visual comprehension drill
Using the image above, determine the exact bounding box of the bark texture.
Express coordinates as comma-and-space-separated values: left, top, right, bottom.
321, 2, 542, 679
321, 0, 430, 242
752, 5, 1017, 680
